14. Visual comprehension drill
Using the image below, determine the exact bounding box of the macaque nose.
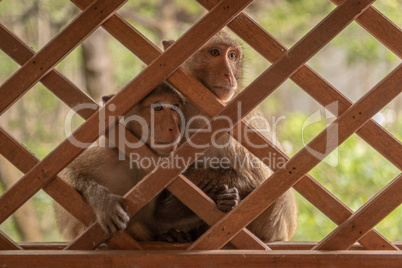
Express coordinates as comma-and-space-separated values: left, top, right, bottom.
224, 73, 231, 82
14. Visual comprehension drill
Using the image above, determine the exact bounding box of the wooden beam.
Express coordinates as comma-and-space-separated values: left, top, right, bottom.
16, 241, 402, 251
0, 250, 402, 267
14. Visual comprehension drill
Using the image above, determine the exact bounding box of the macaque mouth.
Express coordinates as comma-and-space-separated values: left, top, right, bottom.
153, 143, 178, 155
212, 86, 236, 102
214, 86, 236, 90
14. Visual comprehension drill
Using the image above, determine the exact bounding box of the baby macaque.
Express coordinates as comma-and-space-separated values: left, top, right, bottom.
159, 31, 298, 243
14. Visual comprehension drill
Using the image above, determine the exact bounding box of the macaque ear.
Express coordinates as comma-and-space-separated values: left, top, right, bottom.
102, 94, 115, 105
162, 40, 175, 51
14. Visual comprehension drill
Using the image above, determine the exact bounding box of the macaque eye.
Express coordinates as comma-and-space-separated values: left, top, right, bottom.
152, 104, 163, 111
209, 48, 220, 57
228, 52, 237, 61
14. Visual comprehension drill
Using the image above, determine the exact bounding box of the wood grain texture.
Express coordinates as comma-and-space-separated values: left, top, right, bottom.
16, 241, 402, 251
1, 250, 402, 267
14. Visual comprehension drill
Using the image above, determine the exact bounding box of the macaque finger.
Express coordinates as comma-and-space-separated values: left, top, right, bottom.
160, 229, 192, 243
217, 200, 239, 212
116, 203, 130, 224
106, 222, 119, 235
217, 187, 239, 199
200, 180, 217, 193
217, 192, 239, 201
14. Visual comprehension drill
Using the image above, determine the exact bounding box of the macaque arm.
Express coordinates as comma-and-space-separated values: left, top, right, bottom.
62, 167, 130, 235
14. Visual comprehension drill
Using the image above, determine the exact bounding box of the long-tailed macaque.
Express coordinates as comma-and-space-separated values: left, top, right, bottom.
158, 31, 298, 243
54, 82, 188, 240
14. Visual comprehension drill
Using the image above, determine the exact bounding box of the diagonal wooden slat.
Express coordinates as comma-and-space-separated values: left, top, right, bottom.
0, 128, 94, 227
314, 173, 402, 250
67, 0, 378, 251
0, 0, 127, 115
0, 24, 95, 120
0, 231, 22, 250
235, 124, 397, 250
331, 0, 402, 58
197, 0, 402, 171
189, 64, 401, 250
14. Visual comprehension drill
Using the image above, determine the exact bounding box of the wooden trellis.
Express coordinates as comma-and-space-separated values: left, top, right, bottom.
0, 0, 401, 266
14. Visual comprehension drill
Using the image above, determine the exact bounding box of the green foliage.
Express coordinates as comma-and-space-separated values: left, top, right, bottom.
278, 113, 401, 241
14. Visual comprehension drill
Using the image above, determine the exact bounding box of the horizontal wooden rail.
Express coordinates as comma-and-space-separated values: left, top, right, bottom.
1, 250, 402, 267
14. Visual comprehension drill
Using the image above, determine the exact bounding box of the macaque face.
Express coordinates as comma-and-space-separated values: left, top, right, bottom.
184, 42, 243, 102
126, 93, 184, 156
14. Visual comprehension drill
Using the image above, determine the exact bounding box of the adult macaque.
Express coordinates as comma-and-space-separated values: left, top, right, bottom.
160, 31, 298, 243
55, 82, 187, 240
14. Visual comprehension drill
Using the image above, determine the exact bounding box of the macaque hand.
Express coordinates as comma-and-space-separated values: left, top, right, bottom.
159, 229, 193, 243
92, 193, 130, 235
203, 184, 240, 212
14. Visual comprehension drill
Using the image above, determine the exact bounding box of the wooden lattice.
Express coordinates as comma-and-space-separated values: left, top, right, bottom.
0, 0, 401, 266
